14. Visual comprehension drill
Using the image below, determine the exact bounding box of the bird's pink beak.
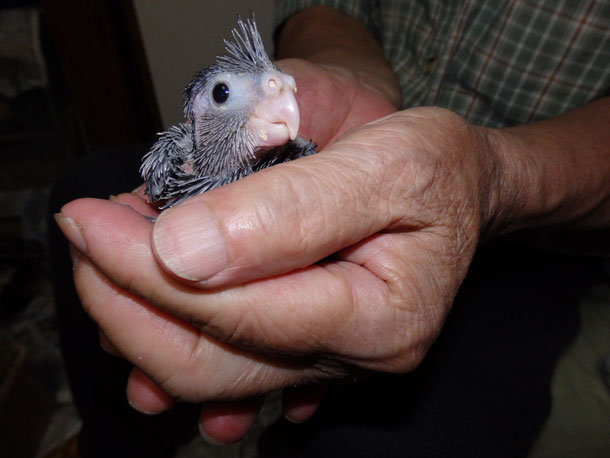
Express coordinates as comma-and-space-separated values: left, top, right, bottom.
248, 71, 300, 152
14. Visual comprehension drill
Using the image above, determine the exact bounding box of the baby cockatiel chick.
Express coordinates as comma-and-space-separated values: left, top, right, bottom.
140, 18, 317, 209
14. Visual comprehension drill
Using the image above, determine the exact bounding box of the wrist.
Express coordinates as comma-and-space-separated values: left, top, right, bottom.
481, 125, 574, 237
480, 127, 532, 237
481, 99, 610, 236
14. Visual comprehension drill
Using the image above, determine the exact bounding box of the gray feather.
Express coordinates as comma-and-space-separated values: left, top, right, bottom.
140, 17, 317, 209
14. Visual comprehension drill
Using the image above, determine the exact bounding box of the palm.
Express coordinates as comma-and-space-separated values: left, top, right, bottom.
276, 58, 397, 148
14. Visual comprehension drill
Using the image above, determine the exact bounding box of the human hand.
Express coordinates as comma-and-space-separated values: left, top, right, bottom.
56, 106, 503, 443
56, 56, 398, 445
275, 57, 398, 147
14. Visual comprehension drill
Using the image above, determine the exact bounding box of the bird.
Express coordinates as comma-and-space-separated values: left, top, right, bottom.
140, 17, 317, 209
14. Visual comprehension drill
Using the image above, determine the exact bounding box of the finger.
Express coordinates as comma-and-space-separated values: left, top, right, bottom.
199, 397, 264, 445
70, 246, 320, 400
126, 367, 175, 414
57, 199, 395, 362
151, 114, 434, 288
58, 198, 436, 373
281, 384, 326, 423
111, 192, 160, 219
98, 329, 121, 357
131, 183, 147, 198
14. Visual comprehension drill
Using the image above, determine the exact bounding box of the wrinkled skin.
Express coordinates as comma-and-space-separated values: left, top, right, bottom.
57, 59, 502, 444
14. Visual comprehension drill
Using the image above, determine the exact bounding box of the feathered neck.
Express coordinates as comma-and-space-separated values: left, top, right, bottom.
189, 111, 256, 176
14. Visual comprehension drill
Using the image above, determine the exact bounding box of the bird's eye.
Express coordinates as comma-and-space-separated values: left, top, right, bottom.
212, 83, 230, 104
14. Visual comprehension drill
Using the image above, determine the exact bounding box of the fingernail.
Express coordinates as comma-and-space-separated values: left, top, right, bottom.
98, 330, 121, 357
152, 202, 227, 281
198, 423, 225, 446
68, 245, 82, 269
54, 214, 88, 255
127, 396, 158, 416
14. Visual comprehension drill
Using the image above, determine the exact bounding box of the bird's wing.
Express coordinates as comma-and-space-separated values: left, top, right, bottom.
159, 169, 245, 209
159, 136, 316, 209
277, 136, 318, 161
249, 136, 317, 172
140, 123, 193, 201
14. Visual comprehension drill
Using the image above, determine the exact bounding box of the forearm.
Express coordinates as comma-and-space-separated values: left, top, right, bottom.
488, 97, 610, 234
276, 6, 402, 108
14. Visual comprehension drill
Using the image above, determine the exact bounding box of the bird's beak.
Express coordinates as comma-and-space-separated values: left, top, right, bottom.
248, 71, 300, 152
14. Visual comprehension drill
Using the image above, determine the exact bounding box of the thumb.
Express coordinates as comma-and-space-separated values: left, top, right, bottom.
151, 115, 421, 288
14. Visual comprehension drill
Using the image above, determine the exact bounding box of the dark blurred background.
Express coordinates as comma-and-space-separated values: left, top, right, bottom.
0, 1, 272, 456
0, 2, 161, 456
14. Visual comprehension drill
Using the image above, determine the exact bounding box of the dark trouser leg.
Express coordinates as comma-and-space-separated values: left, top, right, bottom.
258, 245, 603, 458
47, 145, 198, 458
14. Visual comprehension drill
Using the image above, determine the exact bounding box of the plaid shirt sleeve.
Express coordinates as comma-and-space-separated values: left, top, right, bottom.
275, 0, 380, 41
275, 0, 610, 128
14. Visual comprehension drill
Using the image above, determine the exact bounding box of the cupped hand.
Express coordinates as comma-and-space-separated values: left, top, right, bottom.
56, 105, 503, 443
67, 57, 398, 444
275, 58, 399, 148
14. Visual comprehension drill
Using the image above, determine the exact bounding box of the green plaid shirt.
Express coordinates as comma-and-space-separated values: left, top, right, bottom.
275, 0, 610, 127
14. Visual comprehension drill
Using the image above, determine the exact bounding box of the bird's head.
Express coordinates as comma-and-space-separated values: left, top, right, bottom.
183, 18, 300, 174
